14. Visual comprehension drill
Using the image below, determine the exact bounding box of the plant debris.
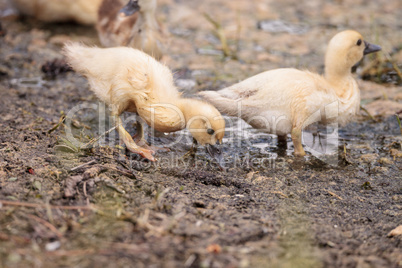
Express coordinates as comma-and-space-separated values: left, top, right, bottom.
41, 58, 72, 78
0, 0, 401, 267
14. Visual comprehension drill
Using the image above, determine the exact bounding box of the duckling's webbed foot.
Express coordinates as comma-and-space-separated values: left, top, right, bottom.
127, 142, 156, 161
291, 128, 306, 157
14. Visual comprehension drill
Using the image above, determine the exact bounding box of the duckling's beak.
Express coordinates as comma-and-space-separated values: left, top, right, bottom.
363, 41, 381, 55
119, 0, 140, 17
206, 144, 224, 165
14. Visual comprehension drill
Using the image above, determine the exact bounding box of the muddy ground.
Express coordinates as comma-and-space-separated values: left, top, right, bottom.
0, 0, 402, 267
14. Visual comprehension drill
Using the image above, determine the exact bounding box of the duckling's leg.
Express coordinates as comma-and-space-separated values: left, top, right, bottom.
133, 120, 170, 152
276, 135, 288, 157
132, 119, 146, 146
182, 138, 198, 159
291, 128, 306, 157
115, 116, 156, 161
277, 135, 288, 147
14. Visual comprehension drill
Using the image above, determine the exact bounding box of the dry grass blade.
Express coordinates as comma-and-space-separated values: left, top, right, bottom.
81, 125, 117, 149
271, 191, 288, 198
382, 51, 402, 80
0, 200, 96, 211
360, 105, 377, 122
26, 214, 63, 238
46, 249, 96, 257
70, 160, 97, 171
395, 114, 402, 136
203, 12, 235, 59
48, 114, 66, 134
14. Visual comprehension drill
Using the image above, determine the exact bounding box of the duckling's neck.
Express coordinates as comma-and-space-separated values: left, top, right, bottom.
176, 99, 198, 123
324, 62, 355, 99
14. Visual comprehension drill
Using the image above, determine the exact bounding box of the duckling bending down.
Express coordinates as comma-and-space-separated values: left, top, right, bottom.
7, 0, 103, 25
200, 30, 381, 156
63, 43, 225, 161
97, 0, 164, 60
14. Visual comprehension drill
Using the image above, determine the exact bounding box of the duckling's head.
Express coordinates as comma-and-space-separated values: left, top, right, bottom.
119, 0, 140, 17
184, 100, 225, 145
181, 99, 225, 159
119, 0, 157, 17
325, 30, 381, 77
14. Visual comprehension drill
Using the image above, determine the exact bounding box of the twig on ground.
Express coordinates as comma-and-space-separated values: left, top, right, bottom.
81, 125, 118, 149
26, 214, 63, 238
83, 181, 90, 206
325, 189, 343, 200
101, 164, 137, 179
0, 232, 30, 244
0, 200, 95, 210
70, 160, 97, 171
271, 191, 288, 198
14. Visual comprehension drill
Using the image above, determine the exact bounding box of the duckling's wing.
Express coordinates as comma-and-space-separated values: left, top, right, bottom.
200, 68, 329, 117
199, 70, 283, 116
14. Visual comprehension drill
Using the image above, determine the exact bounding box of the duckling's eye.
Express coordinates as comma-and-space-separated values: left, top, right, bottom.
356, 39, 362, 46
207, 128, 215, 135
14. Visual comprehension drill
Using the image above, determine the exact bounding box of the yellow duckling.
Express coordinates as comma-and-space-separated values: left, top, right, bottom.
63, 43, 225, 161
97, 0, 164, 60
200, 30, 381, 157
7, 0, 103, 25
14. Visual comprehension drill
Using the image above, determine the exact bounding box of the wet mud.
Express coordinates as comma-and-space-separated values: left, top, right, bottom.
0, 0, 401, 267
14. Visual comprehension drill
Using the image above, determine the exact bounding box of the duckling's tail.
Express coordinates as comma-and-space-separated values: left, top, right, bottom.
199, 91, 240, 116
63, 42, 94, 76
63, 42, 111, 102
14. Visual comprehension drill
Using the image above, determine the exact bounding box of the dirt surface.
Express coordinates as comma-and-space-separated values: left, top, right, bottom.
0, 0, 402, 267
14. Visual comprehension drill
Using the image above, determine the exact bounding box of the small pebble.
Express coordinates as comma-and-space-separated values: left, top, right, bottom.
378, 157, 393, 165
45, 240, 61, 251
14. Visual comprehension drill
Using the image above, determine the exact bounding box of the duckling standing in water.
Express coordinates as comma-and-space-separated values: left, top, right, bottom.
7, 0, 103, 25
63, 43, 225, 161
200, 30, 381, 156
97, 0, 164, 60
